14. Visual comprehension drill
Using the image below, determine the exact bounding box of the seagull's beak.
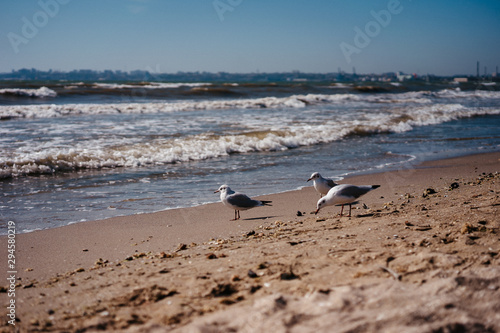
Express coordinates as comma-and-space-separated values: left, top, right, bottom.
214, 190, 220, 193
307, 178, 312, 182
314, 208, 320, 214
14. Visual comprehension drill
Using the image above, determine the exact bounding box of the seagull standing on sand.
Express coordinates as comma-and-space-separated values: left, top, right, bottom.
307, 172, 338, 197
215, 185, 272, 221
315, 184, 380, 217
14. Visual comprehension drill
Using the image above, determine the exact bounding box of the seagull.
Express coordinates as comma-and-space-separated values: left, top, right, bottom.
307, 172, 338, 197
215, 184, 272, 220
315, 184, 380, 217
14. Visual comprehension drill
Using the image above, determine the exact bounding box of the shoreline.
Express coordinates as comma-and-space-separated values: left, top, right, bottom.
1, 151, 499, 282
1, 151, 499, 331
5, 149, 496, 237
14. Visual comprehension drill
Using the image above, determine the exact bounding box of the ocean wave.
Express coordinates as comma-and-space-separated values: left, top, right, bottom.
92, 82, 211, 89
434, 88, 500, 99
2, 103, 499, 178
4, 89, 500, 120
0, 94, 353, 119
0, 86, 57, 98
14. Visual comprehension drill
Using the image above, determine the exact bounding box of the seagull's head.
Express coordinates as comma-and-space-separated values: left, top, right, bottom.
315, 197, 327, 214
307, 172, 320, 182
214, 184, 230, 194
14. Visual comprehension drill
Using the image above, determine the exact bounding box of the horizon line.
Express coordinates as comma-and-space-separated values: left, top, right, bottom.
1, 68, 496, 78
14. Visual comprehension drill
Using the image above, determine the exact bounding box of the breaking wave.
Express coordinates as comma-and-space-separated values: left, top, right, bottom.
92, 82, 211, 89
0, 86, 57, 98
1, 102, 499, 178
0, 94, 349, 119
2, 89, 500, 120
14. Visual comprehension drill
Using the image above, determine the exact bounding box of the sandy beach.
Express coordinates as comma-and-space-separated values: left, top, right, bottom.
1, 152, 499, 332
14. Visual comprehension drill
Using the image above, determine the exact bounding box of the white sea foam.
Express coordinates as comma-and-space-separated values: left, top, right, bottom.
0, 93, 400, 119
0, 86, 57, 98
2, 89, 499, 178
92, 82, 211, 89
0, 95, 312, 119
4, 89, 499, 120
1, 101, 499, 178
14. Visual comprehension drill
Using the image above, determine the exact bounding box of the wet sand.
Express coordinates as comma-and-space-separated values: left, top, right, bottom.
1, 152, 499, 332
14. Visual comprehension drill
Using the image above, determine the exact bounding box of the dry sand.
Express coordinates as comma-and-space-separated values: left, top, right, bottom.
1, 152, 499, 332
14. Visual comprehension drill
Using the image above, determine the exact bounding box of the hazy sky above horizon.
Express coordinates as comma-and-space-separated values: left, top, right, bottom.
1, 0, 499, 76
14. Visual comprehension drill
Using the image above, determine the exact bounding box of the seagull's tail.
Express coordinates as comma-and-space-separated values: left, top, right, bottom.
371, 185, 381, 189
260, 200, 272, 206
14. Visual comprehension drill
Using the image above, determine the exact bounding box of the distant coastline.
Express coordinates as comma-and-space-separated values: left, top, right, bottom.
1, 68, 499, 84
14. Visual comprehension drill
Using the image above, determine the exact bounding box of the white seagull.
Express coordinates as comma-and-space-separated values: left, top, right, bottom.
315, 184, 380, 217
307, 172, 338, 197
215, 185, 272, 220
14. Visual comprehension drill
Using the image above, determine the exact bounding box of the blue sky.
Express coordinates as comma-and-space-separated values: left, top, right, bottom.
1, 0, 499, 76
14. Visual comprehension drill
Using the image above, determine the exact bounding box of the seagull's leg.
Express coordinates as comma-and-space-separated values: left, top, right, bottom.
340, 204, 344, 216
347, 204, 352, 217
237, 210, 240, 220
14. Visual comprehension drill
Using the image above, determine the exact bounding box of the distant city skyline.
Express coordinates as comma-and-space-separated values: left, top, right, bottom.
1, 1, 500, 76
2, 67, 498, 79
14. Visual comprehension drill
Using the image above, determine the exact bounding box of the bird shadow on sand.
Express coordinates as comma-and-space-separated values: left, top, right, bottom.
242, 215, 279, 221
335, 201, 359, 206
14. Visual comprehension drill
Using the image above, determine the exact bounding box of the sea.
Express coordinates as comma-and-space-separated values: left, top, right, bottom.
1, 79, 499, 235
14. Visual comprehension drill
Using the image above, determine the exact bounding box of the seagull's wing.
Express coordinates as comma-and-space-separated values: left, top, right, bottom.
338, 185, 374, 199
226, 193, 260, 208
326, 179, 338, 188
